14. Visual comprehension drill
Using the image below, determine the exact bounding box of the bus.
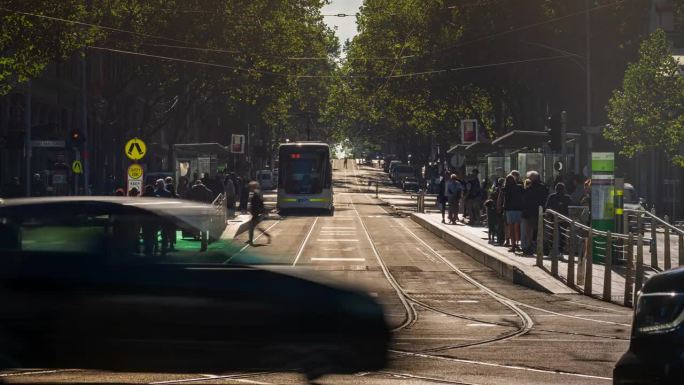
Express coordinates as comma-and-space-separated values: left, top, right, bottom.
277, 142, 333, 212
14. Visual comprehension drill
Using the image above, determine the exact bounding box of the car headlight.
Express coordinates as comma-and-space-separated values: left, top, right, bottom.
634, 292, 684, 336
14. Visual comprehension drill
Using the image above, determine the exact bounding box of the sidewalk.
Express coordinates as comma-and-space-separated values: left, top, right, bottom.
220, 214, 252, 240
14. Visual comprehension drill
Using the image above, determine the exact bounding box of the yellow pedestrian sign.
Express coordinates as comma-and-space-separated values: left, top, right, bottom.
127, 163, 143, 180
125, 137, 147, 160
72, 160, 83, 174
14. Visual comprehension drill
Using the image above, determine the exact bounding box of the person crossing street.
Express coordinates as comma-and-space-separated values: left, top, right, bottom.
247, 181, 271, 246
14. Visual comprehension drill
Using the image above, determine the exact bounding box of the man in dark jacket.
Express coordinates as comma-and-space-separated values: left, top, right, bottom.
247, 181, 271, 245
522, 171, 548, 255
464, 169, 482, 226
437, 171, 450, 223
187, 180, 213, 203
545, 182, 572, 216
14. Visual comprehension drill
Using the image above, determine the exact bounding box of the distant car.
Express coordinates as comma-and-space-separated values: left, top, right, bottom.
0, 197, 390, 380
392, 165, 415, 185
387, 160, 402, 177
614, 267, 684, 384
256, 169, 274, 190
402, 177, 420, 192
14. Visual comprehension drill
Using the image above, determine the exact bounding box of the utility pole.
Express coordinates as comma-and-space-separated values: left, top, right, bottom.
585, 0, 592, 127
24, 80, 32, 197
81, 49, 89, 195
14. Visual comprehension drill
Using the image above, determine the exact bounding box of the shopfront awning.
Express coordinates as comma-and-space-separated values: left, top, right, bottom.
173, 143, 232, 158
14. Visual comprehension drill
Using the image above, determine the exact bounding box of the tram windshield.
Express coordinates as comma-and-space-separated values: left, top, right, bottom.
280, 147, 329, 195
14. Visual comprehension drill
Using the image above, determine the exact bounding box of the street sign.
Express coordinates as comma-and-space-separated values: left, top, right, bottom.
72, 160, 83, 174
127, 163, 143, 180
127, 163, 144, 194
125, 138, 147, 160
231, 134, 245, 154
460, 119, 478, 144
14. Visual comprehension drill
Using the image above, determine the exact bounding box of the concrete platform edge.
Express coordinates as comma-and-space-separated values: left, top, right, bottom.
410, 213, 573, 294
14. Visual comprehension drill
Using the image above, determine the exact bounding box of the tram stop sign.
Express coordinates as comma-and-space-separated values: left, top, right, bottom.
125, 138, 147, 160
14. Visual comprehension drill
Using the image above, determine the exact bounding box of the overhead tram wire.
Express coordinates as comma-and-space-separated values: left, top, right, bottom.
398, 0, 625, 59
0, 7, 397, 62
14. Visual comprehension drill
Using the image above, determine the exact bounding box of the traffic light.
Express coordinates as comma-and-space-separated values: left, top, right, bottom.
70, 129, 85, 148
547, 113, 561, 152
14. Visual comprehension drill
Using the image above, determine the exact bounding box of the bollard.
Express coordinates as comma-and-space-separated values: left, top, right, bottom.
375, 181, 379, 198
634, 222, 644, 305
624, 233, 634, 307
603, 231, 613, 302
680, 232, 684, 268
536, 206, 544, 267
650, 208, 658, 269
664, 215, 671, 270
551, 213, 559, 277
584, 227, 593, 296
567, 221, 576, 287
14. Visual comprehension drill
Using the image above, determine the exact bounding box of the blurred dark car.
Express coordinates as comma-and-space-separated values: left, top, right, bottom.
0, 197, 389, 380
614, 267, 684, 385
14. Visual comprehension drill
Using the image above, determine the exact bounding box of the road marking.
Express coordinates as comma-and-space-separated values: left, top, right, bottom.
317, 239, 359, 242
311, 257, 365, 262
223, 220, 281, 264
454, 300, 479, 303
150, 374, 273, 384
292, 216, 319, 266
391, 350, 612, 381
467, 323, 498, 327
322, 247, 355, 251
321, 226, 355, 229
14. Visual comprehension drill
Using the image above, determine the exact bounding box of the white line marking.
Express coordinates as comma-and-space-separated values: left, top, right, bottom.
321, 226, 355, 229
292, 216, 319, 266
223, 220, 281, 264
456, 300, 480, 303
467, 323, 498, 327
317, 239, 359, 242
311, 257, 365, 261
391, 350, 612, 381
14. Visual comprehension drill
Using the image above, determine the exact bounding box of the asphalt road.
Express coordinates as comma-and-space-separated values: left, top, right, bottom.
2, 160, 632, 384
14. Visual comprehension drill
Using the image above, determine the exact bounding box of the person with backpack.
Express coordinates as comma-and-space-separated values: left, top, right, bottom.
247, 181, 271, 246
464, 169, 482, 226
447, 173, 463, 224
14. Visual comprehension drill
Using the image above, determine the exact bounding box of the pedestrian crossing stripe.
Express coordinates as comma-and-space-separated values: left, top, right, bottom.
72, 160, 83, 174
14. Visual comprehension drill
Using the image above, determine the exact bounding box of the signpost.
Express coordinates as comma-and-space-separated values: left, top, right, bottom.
591, 152, 615, 262
124, 138, 147, 160
231, 134, 245, 154
127, 163, 143, 194
460, 119, 478, 144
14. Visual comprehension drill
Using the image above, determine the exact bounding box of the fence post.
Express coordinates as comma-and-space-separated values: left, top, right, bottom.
624, 233, 634, 307
584, 227, 593, 296
567, 221, 576, 287
375, 181, 379, 198
536, 206, 544, 267
551, 213, 559, 277
650, 208, 658, 269
680, 232, 684, 268
634, 216, 644, 306
603, 231, 613, 301
664, 215, 671, 270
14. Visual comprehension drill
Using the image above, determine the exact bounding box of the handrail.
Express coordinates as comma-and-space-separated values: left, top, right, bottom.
544, 208, 652, 242
624, 208, 684, 236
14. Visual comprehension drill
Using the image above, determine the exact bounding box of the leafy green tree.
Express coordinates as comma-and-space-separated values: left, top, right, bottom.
605, 29, 684, 167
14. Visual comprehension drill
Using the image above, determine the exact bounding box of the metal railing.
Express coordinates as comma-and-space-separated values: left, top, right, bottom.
537, 207, 682, 307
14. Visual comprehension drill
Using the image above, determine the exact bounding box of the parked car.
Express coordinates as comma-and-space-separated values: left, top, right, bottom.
614, 267, 684, 384
402, 177, 420, 192
0, 197, 390, 380
387, 160, 402, 177
392, 165, 415, 185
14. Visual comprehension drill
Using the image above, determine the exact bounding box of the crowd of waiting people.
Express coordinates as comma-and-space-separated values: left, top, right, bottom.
437, 169, 592, 255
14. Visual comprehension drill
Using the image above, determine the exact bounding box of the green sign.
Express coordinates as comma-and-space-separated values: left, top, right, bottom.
591, 152, 615, 262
